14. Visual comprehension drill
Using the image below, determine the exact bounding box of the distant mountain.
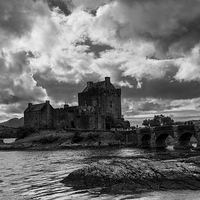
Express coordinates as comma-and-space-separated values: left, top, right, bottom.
1, 117, 24, 128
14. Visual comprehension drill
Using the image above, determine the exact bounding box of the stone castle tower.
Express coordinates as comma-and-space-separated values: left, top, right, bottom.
78, 77, 121, 119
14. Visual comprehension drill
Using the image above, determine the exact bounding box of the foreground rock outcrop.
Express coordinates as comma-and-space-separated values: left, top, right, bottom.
61, 156, 200, 193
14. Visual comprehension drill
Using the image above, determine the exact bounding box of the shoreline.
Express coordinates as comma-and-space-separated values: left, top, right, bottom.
0, 140, 134, 151
0, 139, 199, 152
0, 130, 132, 151
0, 129, 198, 151
2, 130, 200, 194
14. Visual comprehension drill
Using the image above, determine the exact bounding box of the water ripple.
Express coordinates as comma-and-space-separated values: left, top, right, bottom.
1, 148, 200, 199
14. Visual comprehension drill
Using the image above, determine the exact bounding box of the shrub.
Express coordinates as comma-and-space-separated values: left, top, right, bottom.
16, 127, 36, 139
38, 135, 59, 144
86, 132, 100, 142
71, 131, 83, 143
0, 129, 15, 138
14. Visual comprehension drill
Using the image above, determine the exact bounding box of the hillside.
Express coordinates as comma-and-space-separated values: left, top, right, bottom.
1, 117, 24, 128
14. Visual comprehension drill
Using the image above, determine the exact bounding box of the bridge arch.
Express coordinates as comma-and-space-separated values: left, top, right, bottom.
141, 134, 151, 147
155, 133, 174, 148
178, 132, 194, 148
153, 130, 174, 148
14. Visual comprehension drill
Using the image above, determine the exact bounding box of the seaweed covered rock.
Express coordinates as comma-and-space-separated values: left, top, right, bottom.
61, 157, 200, 193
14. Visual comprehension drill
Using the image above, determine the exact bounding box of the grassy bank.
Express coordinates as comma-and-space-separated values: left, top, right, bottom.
0, 128, 126, 150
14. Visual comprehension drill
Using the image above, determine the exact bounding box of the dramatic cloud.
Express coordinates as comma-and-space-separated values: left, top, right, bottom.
0, 50, 47, 111
0, 0, 50, 47
72, 0, 113, 10
1, 0, 200, 124
46, 0, 72, 15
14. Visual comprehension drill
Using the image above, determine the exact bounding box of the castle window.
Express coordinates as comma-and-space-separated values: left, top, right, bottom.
110, 101, 112, 108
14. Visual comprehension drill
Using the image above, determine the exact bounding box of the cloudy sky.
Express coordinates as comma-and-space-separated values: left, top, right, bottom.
1, 0, 200, 125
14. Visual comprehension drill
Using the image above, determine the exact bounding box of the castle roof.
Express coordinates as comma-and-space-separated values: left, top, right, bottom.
82, 81, 104, 92
82, 77, 116, 92
24, 103, 46, 112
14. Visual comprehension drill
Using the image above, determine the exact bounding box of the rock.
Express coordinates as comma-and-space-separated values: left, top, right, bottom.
61, 157, 200, 193
0, 139, 4, 143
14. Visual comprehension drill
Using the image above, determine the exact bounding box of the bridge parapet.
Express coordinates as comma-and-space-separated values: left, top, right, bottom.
177, 124, 195, 131
194, 122, 200, 147
153, 126, 174, 139
139, 127, 151, 134
154, 125, 173, 131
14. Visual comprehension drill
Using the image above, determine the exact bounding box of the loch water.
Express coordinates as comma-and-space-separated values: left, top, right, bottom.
1, 147, 200, 200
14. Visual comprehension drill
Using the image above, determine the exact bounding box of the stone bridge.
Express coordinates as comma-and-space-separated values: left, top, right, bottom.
136, 123, 200, 149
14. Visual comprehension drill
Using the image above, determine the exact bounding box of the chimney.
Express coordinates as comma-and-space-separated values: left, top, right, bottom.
46, 100, 50, 104
105, 77, 110, 83
28, 103, 32, 108
87, 81, 93, 87
28, 103, 32, 111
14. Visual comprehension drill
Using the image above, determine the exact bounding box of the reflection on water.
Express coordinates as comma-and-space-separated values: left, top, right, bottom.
0, 147, 200, 200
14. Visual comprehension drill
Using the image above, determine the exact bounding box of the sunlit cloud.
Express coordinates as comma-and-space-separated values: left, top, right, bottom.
1, 0, 200, 124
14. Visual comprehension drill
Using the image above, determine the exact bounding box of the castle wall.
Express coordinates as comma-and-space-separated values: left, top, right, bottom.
80, 114, 90, 129
54, 108, 69, 127
24, 102, 55, 129
78, 87, 121, 119
40, 105, 54, 128
54, 106, 91, 129
103, 88, 121, 119
46, 102, 54, 128
78, 92, 93, 107
40, 108, 47, 128
24, 111, 41, 129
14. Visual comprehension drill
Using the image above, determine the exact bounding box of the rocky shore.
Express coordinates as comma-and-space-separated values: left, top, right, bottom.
0, 130, 126, 151
61, 156, 200, 193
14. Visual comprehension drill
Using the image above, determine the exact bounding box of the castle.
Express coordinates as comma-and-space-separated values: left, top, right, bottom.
24, 77, 125, 130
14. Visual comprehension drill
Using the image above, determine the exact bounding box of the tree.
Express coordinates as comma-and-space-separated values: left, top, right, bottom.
142, 115, 174, 127
150, 115, 162, 127
114, 118, 124, 129
161, 116, 174, 125
142, 119, 151, 127
123, 120, 130, 129
16, 127, 37, 139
